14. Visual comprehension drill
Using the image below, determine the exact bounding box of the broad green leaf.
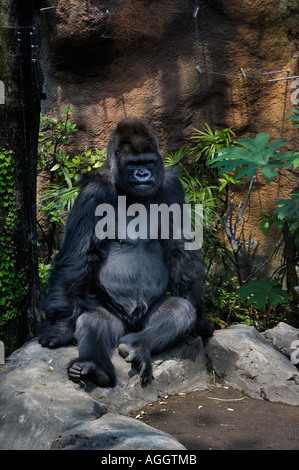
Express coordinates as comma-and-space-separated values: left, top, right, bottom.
237, 278, 287, 309
211, 132, 296, 182
50, 163, 61, 171
287, 108, 299, 128
291, 157, 299, 169
260, 219, 273, 234
61, 167, 72, 189
274, 190, 299, 224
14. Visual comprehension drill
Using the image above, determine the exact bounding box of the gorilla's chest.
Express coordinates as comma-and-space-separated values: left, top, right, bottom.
98, 239, 168, 316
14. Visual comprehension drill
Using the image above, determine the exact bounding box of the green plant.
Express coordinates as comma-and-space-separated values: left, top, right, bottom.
190, 123, 236, 162
37, 107, 106, 256
165, 125, 238, 277
261, 188, 299, 238
40, 147, 106, 221
206, 276, 291, 331
211, 132, 298, 182
205, 277, 249, 328
287, 107, 299, 128
38, 108, 106, 223
0, 149, 27, 330
237, 277, 288, 309
210, 109, 299, 317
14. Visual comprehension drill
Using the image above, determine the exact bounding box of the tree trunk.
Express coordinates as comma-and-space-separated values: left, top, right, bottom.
0, 0, 41, 352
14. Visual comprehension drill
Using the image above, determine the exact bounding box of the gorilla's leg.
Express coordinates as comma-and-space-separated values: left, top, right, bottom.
118, 297, 196, 385
68, 308, 125, 387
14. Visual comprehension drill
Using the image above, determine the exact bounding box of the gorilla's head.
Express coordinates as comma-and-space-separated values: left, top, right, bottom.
106, 118, 165, 201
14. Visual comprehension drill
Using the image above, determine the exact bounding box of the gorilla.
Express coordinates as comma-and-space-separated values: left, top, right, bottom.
38, 118, 213, 387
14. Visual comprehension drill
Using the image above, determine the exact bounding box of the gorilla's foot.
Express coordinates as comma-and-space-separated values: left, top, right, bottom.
118, 342, 153, 385
67, 359, 112, 387
118, 342, 132, 360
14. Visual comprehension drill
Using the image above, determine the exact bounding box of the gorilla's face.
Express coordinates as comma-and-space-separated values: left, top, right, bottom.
106, 118, 165, 201
115, 149, 164, 201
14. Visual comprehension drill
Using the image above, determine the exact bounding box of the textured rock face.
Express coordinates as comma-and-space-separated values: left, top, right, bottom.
263, 322, 299, 360
41, 0, 299, 149
52, 414, 186, 450
205, 324, 299, 406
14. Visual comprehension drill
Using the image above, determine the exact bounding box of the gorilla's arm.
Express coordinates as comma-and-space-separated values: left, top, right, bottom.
42, 172, 115, 319
161, 170, 212, 336
160, 169, 203, 307
165, 239, 213, 337
165, 238, 203, 305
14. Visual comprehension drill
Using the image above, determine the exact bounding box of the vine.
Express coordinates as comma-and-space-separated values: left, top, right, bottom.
0, 149, 27, 330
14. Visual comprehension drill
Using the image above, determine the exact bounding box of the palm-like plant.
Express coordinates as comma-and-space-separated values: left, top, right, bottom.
191, 123, 236, 162
165, 124, 237, 277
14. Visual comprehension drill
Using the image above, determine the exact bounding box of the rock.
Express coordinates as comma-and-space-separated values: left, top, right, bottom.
1, 323, 299, 449
0, 335, 208, 450
0, 341, 106, 450
204, 324, 299, 406
44, 0, 298, 149
263, 322, 299, 361
0, 340, 4, 364
52, 413, 185, 450
88, 335, 210, 415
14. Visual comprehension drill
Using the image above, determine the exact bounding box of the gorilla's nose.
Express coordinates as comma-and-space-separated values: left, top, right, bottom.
134, 168, 151, 182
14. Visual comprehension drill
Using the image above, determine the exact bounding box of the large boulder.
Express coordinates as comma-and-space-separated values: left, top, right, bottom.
1, 323, 299, 450
205, 324, 299, 406
0, 335, 208, 450
263, 322, 299, 362
52, 413, 185, 450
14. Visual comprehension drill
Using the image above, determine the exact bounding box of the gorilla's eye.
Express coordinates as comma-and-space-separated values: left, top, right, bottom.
144, 161, 155, 169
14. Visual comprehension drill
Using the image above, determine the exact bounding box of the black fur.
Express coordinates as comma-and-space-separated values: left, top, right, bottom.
38, 118, 213, 387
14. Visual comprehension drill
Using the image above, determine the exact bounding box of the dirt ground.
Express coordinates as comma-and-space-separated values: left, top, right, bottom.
129, 385, 299, 450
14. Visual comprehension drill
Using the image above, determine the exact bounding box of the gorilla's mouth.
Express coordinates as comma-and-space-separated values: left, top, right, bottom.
133, 181, 154, 186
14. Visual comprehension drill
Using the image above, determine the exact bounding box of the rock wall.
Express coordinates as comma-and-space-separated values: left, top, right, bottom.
37, 0, 299, 264
39, 0, 299, 146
